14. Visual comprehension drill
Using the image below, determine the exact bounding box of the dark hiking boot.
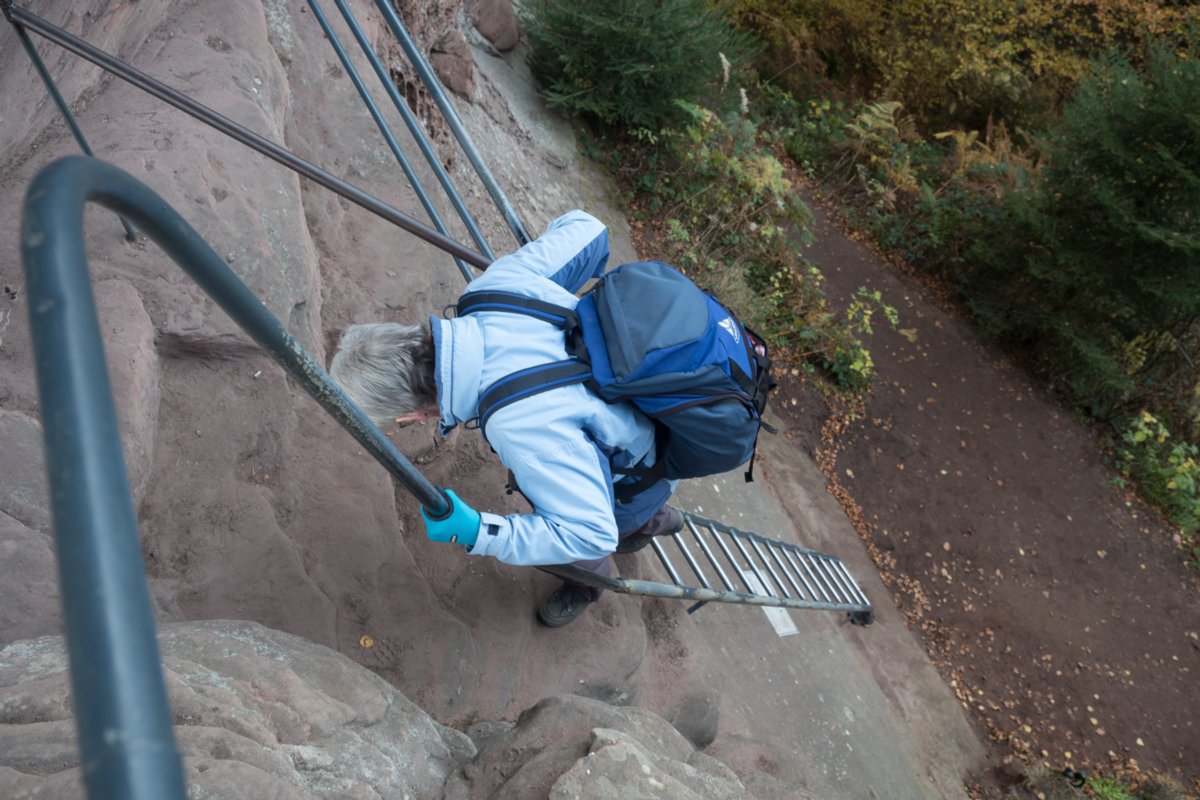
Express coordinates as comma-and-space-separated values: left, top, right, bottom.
537, 584, 594, 627
615, 506, 684, 554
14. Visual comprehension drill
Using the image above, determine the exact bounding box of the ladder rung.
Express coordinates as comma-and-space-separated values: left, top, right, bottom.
684, 518, 736, 592
822, 555, 856, 603
650, 538, 685, 586
604, 512, 872, 619
794, 551, 833, 603
801, 554, 840, 604
728, 531, 776, 598
748, 537, 791, 599
707, 520, 756, 594
827, 556, 858, 604
832, 557, 870, 606
781, 548, 820, 600
671, 531, 712, 589
768, 543, 806, 600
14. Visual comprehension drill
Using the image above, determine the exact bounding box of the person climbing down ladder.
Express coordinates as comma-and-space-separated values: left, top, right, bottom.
330, 209, 775, 627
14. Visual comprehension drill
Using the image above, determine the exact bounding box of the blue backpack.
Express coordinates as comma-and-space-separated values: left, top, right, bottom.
456, 261, 777, 490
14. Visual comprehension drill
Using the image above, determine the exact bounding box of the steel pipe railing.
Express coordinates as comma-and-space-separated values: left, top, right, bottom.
372, 0, 531, 246
6, 4, 490, 271
20, 156, 458, 799
8, 13, 138, 242
306, 0, 477, 282
325, 0, 496, 268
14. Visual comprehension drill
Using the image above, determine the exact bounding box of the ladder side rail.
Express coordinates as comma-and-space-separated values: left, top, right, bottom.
683, 517, 736, 591
306, 0, 477, 282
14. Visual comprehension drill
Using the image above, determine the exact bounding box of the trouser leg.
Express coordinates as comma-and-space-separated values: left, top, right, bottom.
548, 478, 676, 601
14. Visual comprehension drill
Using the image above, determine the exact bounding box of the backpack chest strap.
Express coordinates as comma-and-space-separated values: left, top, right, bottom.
456, 291, 579, 330
477, 359, 592, 434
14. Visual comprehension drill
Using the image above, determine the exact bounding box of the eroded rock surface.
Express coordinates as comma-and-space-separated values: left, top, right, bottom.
0, 622, 784, 799
0, 1, 727, 796
0, 620, 473, 799
447, 694, 760, 800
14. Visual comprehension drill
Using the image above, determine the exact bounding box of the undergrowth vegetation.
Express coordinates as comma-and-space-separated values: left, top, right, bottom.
520, 0, 1199, 792
523, 0, 894, 391
764, 33, 1200, 552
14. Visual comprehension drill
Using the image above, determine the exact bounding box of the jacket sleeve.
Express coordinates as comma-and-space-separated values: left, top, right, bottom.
475, 210, 609, 294
464, 401, 618, 566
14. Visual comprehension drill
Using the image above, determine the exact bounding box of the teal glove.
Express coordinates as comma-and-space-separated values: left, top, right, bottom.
420, 489, 480, 548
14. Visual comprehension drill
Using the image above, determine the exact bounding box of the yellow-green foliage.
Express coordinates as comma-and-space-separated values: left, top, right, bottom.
1116, 412, 1200, 537
731, 0, 1200, 128
614, 101, 894, 390
657, 102, 806, 268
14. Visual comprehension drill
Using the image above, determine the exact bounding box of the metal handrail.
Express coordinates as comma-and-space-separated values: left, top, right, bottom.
372, 0, 531, 246
306, 0, 488, 282
323, 0, 496, 265
8, 15, 137, 242
21, 156, 457, 800
5, 3, 490, 271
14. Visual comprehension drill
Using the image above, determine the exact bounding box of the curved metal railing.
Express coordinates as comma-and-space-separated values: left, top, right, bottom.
21, 156, 455, 800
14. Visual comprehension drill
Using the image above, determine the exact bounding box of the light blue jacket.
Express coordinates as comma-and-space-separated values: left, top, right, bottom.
431, 210, 658, 566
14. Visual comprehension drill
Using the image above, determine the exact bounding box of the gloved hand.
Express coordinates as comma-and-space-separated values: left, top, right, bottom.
420, 489, 480, 548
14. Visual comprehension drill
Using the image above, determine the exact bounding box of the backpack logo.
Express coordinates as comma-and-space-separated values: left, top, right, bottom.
718, 316, 740, 345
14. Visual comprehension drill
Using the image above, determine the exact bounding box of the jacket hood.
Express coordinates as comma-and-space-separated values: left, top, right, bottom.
430, 314, 484, 436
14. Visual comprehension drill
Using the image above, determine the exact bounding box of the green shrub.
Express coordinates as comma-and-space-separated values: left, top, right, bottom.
752, 84, 851, 176
521, 0, 758, 132
604, 98, 891, 390
731, 0, 1199, 132
1115, 411, 1200, 536
962, 38, 1200, 422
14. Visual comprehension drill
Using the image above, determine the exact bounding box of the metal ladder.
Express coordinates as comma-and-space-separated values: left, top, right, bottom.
654, 512, 874, 623
547, 511, 874, 625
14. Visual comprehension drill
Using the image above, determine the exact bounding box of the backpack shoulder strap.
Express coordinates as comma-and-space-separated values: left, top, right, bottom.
477, 359, 592, 433
456, 291, 579, 329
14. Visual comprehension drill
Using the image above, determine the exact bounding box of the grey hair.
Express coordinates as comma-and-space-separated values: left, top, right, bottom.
329, 322, 438, 428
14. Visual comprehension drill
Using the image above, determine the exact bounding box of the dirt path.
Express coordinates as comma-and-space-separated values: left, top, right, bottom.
783, 190, 1200, 794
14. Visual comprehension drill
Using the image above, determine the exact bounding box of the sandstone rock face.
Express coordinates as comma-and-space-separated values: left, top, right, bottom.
0, 2, 756, 798
0, 411, 59, 643
0, 624, 781, 800
471, 0, 521, 52
1, 0, 652, 728
447, 694, 757, 800
0, 620, 474, 799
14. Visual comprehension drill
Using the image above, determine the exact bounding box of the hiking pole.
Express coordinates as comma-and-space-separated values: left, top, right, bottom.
21, 155, 454, 800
